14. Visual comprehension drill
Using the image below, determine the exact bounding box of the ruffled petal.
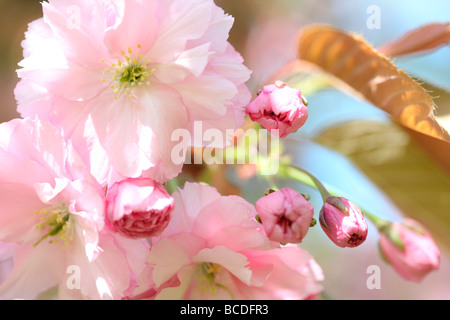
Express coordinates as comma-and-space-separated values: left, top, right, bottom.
0, 242, 64, 300
42, 0, 110, 67
0, 183, 44, 243
148, 234, 205, 287
192, 246, 252, 285
103, 0, 160, 55
148, 0, 212, 64
164, 182, 222, 236
136, 83, 188, 182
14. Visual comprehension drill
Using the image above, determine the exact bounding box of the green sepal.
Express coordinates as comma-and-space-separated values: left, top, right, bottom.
377, 241, 391, 265
380, 224, 405, 251
326, 197, 349, 215
318, 208, 330, 230
264, 188, 277, 196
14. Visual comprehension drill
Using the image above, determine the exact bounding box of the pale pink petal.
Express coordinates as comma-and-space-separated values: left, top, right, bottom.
0, 183, 44, 243
0, 242, 65, 300
67, 115, 112, 186
33, 178, 69, 204
153, 43, 212, 83
19, 18, 67, 70
58, 232, 110, 300
192, 196, 259, 239
64, 181, 106, 262
172, 71, 237, 119
108, 235, 150, 296
187, 5, 234, 53
15, 80, 52, 119
154, 265, 198, 300
148, 0, 212, 64
148, 234, 206, 287
241, 247, 324, 300
86, 232, 148, 298
207, 226, 273, 252
189, 84, 250, 147
210, 44, 252, 85
103, 0, 160, 55
0, 242, 15, 286
0, 148, 53, 187
1, 118, 67, 178
88, 94, 154, 179
42, 0, 110, 67
136, 83, 188, 181
57, 230, 149, 300
19, 63, 105, 101
192, 246, 252, 285
163, 182, 222, 237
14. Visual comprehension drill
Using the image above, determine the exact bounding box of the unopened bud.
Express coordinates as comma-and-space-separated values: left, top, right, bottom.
106, 178, 175, 239
319, 197, 368, 248
378, 219, 440, 282
256, 188, 314, 244
246, 82, 309, 138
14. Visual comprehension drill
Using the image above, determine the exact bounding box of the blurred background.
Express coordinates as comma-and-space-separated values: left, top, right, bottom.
1, 0, 449, 299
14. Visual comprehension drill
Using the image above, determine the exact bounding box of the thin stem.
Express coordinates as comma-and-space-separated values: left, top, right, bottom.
362, 209, 391, 231
279, 164, 393, 226
265, 175, 280, 191
283, 165, 331, 202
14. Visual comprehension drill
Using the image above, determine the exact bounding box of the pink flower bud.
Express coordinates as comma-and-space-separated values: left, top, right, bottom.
319, 197, 368, 248
256, 188, 314, 244
246, 81, 308, 138
379, 219, 440, 282
106, 178, 175, 239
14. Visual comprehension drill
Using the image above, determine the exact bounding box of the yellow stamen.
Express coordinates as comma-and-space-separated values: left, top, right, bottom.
100, 43, 153, 98
33, 205, 74, 249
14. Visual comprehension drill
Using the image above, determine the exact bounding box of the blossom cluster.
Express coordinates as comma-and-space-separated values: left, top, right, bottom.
0, 0, 440, 300
0, 0, 323, 300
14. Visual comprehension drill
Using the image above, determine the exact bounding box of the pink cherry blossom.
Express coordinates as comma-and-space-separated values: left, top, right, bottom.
379, 219, 440, 282
129, 182, 323, 300
246, 81, 308, 138
319, 197, 368, 248
15, 0, 252, 185
0, 118, 148, 300
256, 188, 314, 244
106, 177, 175, 239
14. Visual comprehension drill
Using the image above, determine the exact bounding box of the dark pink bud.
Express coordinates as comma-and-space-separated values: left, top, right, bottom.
106, 178, 175, 239
246, 81, 308, 138
256, 188, 314, 244
319, 197, 368, 248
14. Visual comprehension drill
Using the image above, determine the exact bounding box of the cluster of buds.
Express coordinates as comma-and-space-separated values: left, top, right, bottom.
255, 189, 368, 248
248, 81, 440, 283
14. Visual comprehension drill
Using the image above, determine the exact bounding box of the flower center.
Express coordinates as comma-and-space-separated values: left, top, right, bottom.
197, 262, 235, 299
278, 214, 293, 233
101, 45, 154, 99
34, 204, 74, 249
